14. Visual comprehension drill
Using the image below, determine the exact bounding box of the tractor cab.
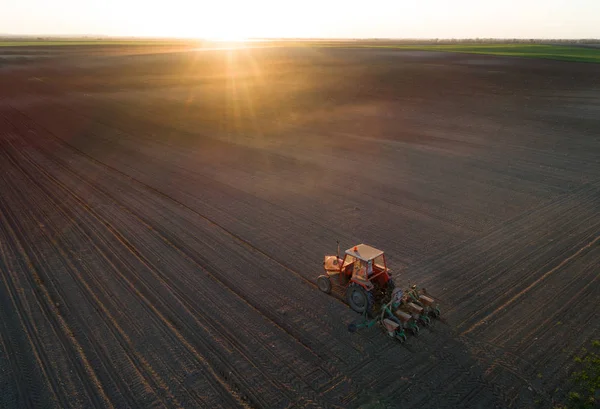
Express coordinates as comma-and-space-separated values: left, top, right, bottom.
341, 244, 390, 290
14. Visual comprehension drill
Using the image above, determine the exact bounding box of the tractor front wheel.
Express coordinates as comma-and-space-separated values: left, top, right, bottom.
317, 275, 332, 294
346, 283, 374, 315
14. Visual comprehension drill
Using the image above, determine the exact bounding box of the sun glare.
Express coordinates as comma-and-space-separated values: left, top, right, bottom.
206, 34, 249, 42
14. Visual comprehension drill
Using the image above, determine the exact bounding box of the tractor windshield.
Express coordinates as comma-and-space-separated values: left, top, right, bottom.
353, 260, 368, 281
373, 254, 386, 272
343, 255, 368, 281
343, 253, 385, 281
343, 255, 356, 269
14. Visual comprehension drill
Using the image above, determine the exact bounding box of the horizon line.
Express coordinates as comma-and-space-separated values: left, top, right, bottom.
1, 34, 600, 41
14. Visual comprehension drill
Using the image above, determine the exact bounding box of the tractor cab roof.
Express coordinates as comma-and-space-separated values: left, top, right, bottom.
345, 244, 384, 261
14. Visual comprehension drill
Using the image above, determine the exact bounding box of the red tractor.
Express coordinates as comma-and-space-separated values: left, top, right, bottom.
317, 243, 395, 315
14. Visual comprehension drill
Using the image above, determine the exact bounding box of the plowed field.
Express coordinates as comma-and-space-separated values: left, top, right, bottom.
1, 44, 599, 408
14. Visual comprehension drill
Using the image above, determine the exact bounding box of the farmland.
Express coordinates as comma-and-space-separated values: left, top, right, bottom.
0, 43, 599, 408
4, 40, 600, 63
355, 44, 600, 63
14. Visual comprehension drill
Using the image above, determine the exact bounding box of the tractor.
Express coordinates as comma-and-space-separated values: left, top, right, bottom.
317, 243, 395, 316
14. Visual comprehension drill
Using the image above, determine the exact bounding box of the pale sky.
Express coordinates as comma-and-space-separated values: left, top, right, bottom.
2, 0, 599, 39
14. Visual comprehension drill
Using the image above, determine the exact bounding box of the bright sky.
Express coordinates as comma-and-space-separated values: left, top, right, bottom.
2, 0, 599, 39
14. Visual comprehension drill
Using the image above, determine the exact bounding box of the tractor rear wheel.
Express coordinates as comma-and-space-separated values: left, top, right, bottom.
317, 275, 332, 294
346, 283, 374, 315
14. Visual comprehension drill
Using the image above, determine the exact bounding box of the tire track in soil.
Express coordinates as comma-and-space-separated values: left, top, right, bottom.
490, 246, 600, 349
0, 138, 191, 409
0, 148, 162, 409
447, 247, 598, 406
413, 179, 600, 283
0, 247, 31, 409
64, 92, 478, 237
12, 141, 302, 409
5, 73, 564, 408
18, 109, 355, 407
349, 329, 512, 409
404, 181, 600, 406
481, 247, 600, 405
0, 202, 115, 409
457, 337, 541, 407
8, 88, 370, 276
12, 85, 500, 306
2, 104, 520, 408
102, 91, 568, 202
2, 112, 340, 408
4, 48, 600, 409
0, 259, 74, 409
51, 94, 500, 262
4, 101, 512, 408
34, 87, 567, 310
85, 147, 367, 359
0, 129, 253, 409
16, 88, 495, 271
411, 181, 600, 323
0, 315, 20, 408
3, 102, 367, 370
463, 233, 600, 336
6, 91, 380, 364
0, 273, 43, 409
455, 208, 600, 334
0, 159, 114, 409
338, 313, 506, 407
6, 99, 325, 302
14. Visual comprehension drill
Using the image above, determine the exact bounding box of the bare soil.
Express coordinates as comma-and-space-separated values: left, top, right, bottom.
0, 44, 599, 409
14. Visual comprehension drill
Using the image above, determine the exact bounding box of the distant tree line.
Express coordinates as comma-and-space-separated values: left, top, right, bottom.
2, 36, 599, 45
352, 38, 600, 44
428, 38, 600, 44
272, 38, 600, 45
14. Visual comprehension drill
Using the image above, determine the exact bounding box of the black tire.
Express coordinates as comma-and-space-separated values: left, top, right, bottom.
346, 283, 374, 315
317, 275, 332, 294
